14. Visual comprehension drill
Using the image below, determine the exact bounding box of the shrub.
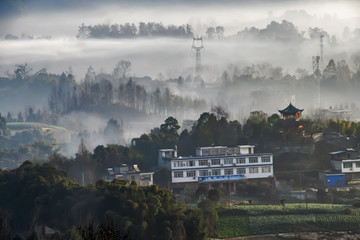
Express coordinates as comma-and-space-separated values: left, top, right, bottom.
344, 208, 354, 215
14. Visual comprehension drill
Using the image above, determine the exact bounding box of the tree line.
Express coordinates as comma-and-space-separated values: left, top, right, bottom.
48, 74, 206, 120
235, 20, 360, 43
77, 22, 194, 39
218, 57, 360, 90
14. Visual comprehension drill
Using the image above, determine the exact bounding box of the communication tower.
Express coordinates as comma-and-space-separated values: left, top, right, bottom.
312, 56, 321, 109
320, 34, 324, 69
192, 37, 204, 77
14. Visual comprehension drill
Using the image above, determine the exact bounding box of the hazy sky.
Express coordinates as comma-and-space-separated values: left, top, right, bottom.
1, 0, 359, 37
0, 0, 359, 78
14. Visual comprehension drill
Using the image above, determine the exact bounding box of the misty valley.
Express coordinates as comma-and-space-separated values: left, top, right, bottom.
1, 0, 360, 239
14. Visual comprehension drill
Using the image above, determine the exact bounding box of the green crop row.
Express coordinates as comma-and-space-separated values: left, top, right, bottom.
219, 203, 353, 215
216, 216, 250, 238
217, 213, 360, 236
249, 214, 318, 234
316, 215, 360, 231
249, 214, 360, 234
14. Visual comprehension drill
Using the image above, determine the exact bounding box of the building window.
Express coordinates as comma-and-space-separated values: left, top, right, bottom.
165, 151, 173, 158
356, 162, 360, 168
199, 170, 209, 177
249, 147, 252, 153
224, 168, 233, 175
343, 162, 352, 168
199, 160, 208, 166
249, 167, 258, 174
261, 157, 271, 163
174, 161, 185, 167
174, 171, 183, 178
141, 174, 151, 181
249, 157, 258, 163
236, 158, 246, 164
131, 176, 135, 180
187, 171, 196, 177
224, 159, 233, 165
188, 161, 195, 166
237, 168, 245, 174
211, 159, 220, 165
262, 166, 271, 173
212, 169, 221, 176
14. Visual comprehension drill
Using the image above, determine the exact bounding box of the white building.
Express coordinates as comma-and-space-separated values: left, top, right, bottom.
330, 149, 360, 174
158, 145, 273, 184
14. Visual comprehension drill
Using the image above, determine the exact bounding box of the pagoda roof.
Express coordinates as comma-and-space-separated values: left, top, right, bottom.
278, 103, 303, 115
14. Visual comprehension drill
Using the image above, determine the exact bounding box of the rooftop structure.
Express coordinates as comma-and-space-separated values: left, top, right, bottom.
277, 103, 304, 134
320, 108, 351, 121
104, 164, 153, 186
158, 145, 273, 185
278, 103, 303, 121
330, 149, 360, 177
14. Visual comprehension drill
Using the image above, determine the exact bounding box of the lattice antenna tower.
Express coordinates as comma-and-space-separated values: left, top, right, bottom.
320, 33, 324, 69
312, 56, 321, 109
192, 37, 204, 77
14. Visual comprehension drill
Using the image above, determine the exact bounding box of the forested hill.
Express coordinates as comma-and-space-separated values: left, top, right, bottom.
0, 161, 208, 239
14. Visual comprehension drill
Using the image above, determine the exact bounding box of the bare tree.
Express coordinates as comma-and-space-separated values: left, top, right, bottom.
14, 63, 32, 79
113, 60, 132, 80
295, 68, 309, 80
211, 106, 230, 120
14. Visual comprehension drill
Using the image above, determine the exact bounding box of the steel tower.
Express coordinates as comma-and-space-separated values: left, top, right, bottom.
192, 37, 204, 77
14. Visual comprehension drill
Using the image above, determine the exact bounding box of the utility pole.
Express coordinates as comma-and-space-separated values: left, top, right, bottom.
82, 172, 85, 186
192, 37, 204, 78
228, 175, 231, 203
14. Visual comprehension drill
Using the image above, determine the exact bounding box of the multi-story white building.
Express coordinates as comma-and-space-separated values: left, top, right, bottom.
331, 149, 360, 175
158, 145, 273, 184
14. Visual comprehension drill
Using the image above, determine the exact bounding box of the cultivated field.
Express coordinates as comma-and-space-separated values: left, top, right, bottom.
216, 204, 360, 238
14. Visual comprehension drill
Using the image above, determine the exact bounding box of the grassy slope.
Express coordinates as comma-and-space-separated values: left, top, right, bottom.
7, 122, 73, 143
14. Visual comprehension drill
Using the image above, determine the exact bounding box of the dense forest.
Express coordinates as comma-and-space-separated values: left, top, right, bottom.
0, 161, 208, 239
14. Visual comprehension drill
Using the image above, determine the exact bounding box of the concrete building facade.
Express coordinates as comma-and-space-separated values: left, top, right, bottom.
330, 149, 360, 175
105, 164, 154, 186
158, 145, 274, 185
